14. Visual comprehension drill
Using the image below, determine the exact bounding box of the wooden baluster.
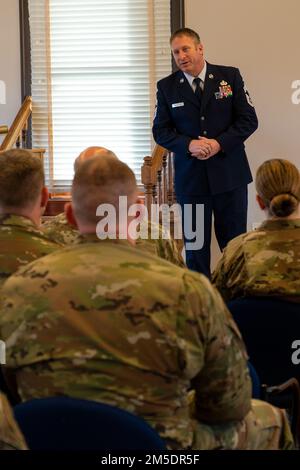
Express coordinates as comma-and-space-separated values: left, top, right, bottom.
141, 146, 173, 221
22, 120, 28, 148
162, 154, 167, 205
157, 169, 162, 207
16, 134, 21, 148
167, 152, 175, 205
171, 152, 176, 204
141, 156, 153, 220
152, 181, 157, 207
152, 181, 159, 224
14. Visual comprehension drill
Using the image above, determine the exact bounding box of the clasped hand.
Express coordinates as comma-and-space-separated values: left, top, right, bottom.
188, 137, 221, 160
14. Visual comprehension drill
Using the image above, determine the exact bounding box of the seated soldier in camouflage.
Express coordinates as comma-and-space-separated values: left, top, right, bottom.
0, 156, 293, 449
0, 149, 62, 287
42, 146, 184, 267
213, 159, 300, 302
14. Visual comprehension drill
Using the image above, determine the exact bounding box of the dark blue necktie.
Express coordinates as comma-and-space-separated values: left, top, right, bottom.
193, 77, 203, 103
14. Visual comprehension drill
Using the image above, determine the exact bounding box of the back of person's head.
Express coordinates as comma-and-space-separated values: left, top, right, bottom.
74, 146, 117, 172
255, 158, 300, 217
170, 27, 201, 45
72, 153, 137, 226
0, 149, 45, 211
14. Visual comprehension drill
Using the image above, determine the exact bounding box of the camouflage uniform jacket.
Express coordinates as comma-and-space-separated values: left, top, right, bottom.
42, 212, 185, 267
0, 214, 62, 287
212, 219, 300, 303
0, 392, 27, 450
0, 235, 251, 449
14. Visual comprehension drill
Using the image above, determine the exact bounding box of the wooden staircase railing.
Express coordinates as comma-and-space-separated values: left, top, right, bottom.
141, 144, 184, 253
0, 96, 45, 160
141, 144, 176, 218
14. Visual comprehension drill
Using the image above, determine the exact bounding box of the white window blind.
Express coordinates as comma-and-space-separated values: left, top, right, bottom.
28, 0, 171, 190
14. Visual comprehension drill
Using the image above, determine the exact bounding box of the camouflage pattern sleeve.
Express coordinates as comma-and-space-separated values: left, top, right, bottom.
183, 271, 251, 423
212, 234, 246, 302
0, 214, 63, 287
191, 399, 294, 450
136, 220, 185, 267
0, 392, 27, 450
154, 233, 185, 268
42, 212, 79, 245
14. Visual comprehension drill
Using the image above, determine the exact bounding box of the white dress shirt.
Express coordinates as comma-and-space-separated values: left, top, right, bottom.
184, 61, 207, 92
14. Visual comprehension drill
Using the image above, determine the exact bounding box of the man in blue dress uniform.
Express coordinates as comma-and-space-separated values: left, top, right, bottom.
153, 28, 258, 277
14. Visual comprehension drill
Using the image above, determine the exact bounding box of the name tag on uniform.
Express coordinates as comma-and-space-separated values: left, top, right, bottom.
172, 102, 184, 108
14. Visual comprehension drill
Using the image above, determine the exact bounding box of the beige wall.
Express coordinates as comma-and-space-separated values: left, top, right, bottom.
0, 0, 21, 144
185, 0, 300, 268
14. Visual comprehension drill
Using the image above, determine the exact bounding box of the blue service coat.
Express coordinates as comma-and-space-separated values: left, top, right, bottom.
152, 63, 258, 196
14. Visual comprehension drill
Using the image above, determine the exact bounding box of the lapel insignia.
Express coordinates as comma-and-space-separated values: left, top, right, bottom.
180, 78, 184, 83
208, 74, 214, 79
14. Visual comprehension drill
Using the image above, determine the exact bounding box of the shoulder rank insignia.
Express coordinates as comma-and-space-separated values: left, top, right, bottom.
244, 86, 255, 107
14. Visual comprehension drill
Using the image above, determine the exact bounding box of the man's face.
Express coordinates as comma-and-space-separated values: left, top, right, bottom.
171, 35, 204, 76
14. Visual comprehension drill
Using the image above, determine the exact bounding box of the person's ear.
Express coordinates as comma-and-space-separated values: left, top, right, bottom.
40, 186, 49, 211
256, 194, 266, 210
198, 42, 204, 55
65, 202, 77, 227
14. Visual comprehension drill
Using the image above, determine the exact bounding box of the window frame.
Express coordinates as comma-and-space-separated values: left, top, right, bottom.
19, 0, 184, 211
19, 0, 184, 142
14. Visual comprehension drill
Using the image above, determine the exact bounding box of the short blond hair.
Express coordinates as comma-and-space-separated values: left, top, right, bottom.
256, 159, 300, 217
0, 149, 44, 209
72, 155, 137, 225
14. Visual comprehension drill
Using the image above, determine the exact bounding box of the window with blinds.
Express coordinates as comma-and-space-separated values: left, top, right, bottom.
28, 0, 172, 190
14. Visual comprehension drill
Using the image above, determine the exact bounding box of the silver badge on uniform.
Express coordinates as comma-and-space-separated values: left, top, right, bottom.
172, 102, 184, 108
